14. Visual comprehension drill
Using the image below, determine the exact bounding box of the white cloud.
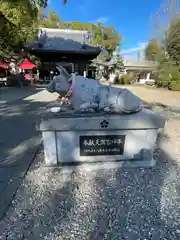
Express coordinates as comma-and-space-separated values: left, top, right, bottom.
120, 42, 148, 61
138, 42, 148, 47
121, 43, 148, 55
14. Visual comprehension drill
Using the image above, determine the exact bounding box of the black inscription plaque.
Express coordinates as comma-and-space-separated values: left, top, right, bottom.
79, 135, 126, 156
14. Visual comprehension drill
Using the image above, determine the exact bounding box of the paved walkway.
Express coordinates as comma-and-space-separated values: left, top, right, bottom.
0, 87, 58, 220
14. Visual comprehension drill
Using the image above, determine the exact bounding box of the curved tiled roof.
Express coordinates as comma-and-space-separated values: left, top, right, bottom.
26, 28, 100, 54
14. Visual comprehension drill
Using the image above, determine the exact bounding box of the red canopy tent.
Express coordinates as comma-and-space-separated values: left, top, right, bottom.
17, 58, 36, 69
17, 58, 37, 84
0, 61, 9, 69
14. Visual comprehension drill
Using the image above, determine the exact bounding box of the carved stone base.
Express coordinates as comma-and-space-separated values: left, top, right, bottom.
38, 109, 165, 168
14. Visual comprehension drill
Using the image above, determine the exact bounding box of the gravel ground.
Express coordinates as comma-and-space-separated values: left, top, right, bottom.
121, 85, 180, 109
1, 88, 180, 240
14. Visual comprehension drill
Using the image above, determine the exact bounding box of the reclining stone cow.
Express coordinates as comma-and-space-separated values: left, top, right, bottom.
47, 65, 142, 114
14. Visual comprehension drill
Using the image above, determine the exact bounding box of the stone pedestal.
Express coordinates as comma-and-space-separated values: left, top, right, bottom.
38, 109, 165, 168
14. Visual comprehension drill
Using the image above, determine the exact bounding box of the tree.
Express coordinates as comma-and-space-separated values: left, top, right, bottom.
165, 15, 180, 64
0, 0, 47, 59
144, 38, 162, 61
66, 20, 121, 55
150, 0, 180, 64
150, 0, 180, 41
62, 19, 121, 57
0, 0, 121, 62
102, 25, 121, 54
91, 22, 121, 55
149, 0, 180, 90
39, 9, 65, 28
115, 55, 124, 70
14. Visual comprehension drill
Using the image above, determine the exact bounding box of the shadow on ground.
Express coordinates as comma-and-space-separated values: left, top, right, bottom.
0, 87, 47, 165
0, 87, 53, 221
0, 86, 43, 103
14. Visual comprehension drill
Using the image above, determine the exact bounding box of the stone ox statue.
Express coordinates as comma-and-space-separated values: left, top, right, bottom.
47, 65, 142, 113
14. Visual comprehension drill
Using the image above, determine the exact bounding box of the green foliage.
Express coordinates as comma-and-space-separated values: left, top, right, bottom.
63, 20, 121, 55
165, 15, 180, 64
116, 54, 124, 70
116, 73, 134, 85
155, 60, 180, 90
169, 80, 180, 91
155, 63, 171, 87
146, 0, 180, 90
0, 1, 121, 62
0, 0, 45, 59
65, 21, 94, 31
145, 22, 180, 90
39, 9, 65, 28
144, 38, 162, 61
65, 20, 110, 47
168, 65, 180, 90
97, 24, 121, 54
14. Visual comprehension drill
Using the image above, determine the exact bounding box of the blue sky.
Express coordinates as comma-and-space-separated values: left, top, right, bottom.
47, 0, 163, 52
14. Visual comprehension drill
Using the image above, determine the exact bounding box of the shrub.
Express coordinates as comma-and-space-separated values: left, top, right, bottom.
169, 81, 180, 91
116, 73, 134, 85
168, 69, 180, 90
155, 76, 170, 88
155, 61, 180, 90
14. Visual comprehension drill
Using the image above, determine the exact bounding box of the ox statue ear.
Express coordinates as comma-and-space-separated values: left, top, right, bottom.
55, 64, 70, 79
